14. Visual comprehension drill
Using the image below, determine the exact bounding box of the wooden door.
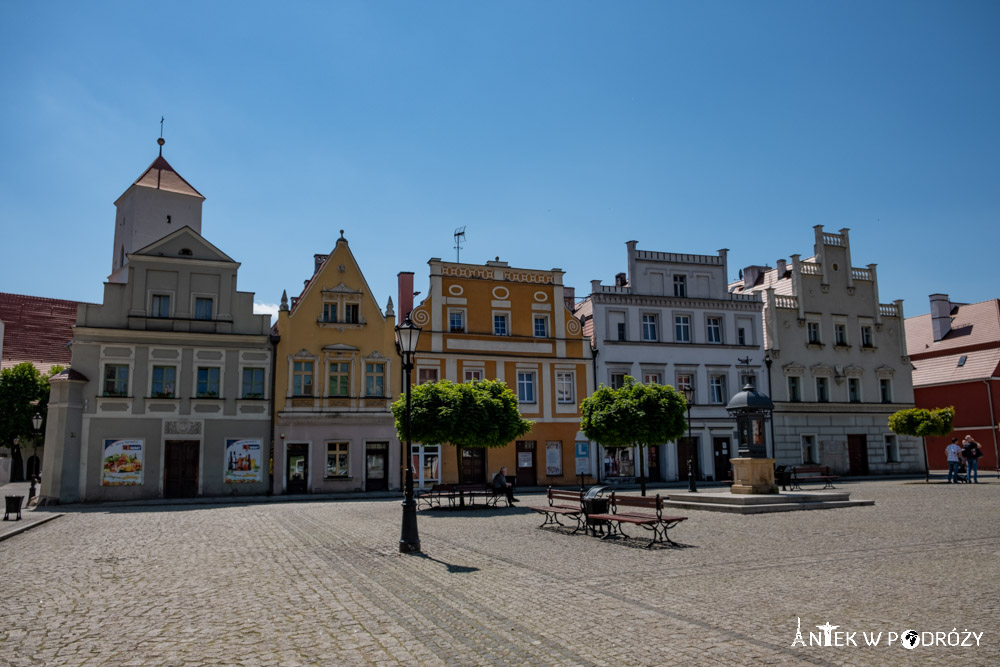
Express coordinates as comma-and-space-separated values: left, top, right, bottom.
286, 443, 308, 494
848, 434, 869, 476
365, 442, 388, 491
646, 445, 660, 482
713, 437, 732, 482
676, 437, 700, 481
460, 447, 485, 484
515, 441, 537, 487
164, 440, 199, 498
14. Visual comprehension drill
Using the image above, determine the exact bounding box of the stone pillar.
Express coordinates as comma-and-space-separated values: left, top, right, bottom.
730, 457, 778, 494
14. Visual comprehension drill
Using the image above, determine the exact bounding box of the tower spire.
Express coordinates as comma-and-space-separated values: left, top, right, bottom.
158, 116, 165, 156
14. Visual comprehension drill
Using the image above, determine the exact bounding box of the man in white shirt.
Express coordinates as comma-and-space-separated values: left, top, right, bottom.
945, 438, 963, 483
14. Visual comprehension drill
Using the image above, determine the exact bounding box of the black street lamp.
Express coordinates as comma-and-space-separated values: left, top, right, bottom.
32, 413, 42, 442
682, 385, 697, 492
395, 315, 422, 554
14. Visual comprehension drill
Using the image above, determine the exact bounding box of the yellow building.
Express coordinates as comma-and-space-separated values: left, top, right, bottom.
399, 257, 593, 489
273, 232, 400, 494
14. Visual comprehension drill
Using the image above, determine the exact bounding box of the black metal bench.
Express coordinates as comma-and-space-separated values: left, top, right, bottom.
790, 465, 838, 490
528, 487, 585, 532
585, 492, 687, 548
417, 482, 509, 509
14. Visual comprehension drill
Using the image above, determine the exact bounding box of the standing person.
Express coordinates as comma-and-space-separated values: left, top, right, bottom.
945, 438, 963, 483
491, 466, 518, 504
962, 436, 983, 484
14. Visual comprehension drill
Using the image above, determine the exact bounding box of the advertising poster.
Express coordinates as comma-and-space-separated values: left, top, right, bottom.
225, 438, 263, 483
102, 439, 144, 486
575, 441, 590, 475
545, 441, 562, 476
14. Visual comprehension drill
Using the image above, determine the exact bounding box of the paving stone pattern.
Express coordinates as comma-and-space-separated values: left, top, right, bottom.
0, 480, 997, 666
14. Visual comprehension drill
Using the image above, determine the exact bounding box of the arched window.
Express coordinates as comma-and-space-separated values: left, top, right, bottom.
119, 245, 125, 268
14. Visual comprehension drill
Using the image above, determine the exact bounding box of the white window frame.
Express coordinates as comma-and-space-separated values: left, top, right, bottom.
807, 321, 821, 345
364, 361, 386, 397
150, 292, 173, 319
533, 315, 549, 338
834, 322, 848, 346
610, 372, 626, 390
709, 374, 727, 404
292, 359, 316, 397
555, 371, 575, 404
673, 274, 687, 297
641, 313, 658, 342
517, 371, 537, 403
860, 324, 874, 348
815, 376, 829, 403
493, 311, 510, 336
706, 316, 722, 344
643, 373, 661, 385
103, 362, 131, 397
150, 365, 177, 398
195, 365, 222, 398
674, 314, 691, 343
193, 294, 215, 321
448, 309, 466, 333
464, 368, 484, 382
325, 441, 350, 478
328, 360, 351, 397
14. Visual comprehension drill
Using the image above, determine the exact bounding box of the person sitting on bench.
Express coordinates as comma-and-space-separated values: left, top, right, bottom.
491, 466, 519, 504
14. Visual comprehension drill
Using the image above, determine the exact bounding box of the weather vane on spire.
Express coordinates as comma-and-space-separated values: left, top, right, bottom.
158, 116, 166, 156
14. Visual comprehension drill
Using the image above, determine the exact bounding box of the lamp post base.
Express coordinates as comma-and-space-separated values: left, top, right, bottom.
399, 498, 421, 553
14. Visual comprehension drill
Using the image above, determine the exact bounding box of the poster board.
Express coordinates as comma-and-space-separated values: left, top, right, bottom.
225, 438, 263, 483
574, 441, 590, 475
102, 439, 144, 486
545, 441, 562, 476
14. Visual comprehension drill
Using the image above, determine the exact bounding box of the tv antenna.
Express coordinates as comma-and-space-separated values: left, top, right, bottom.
454, 226, 466, 262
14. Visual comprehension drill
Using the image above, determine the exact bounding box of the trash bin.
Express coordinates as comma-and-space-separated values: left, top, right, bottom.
583, 486, 610, 534
774, 465, 791, 491
4, 495, 24, 521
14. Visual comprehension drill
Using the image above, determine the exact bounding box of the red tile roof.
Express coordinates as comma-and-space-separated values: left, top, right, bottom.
905, 299, 1000, 357
0, 292, 89, 373
911, 348, 1000, 386
130, 156, 204, 199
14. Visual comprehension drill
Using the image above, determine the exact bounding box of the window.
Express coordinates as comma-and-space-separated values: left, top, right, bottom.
242, 367, 265, 399
801, 435, 818, 464
815, 377, 829, 402
449, 310, 465, 333
861, 325, 874, 348
675, 315, 691, 342
151, 294, 170, 318
641, 314, 658, 341
464, 368, 483, 382
885, 435, 900, 463
617, 322, 626, 341
103, 364, 129, 397
673, 274, 687, 297
880, 378, 893, 403
194, 297, 213, 320
676, 373, 693, 393
365, 362, 385, 397
787, 376, 801, 402
738, 327, 746, 346
326, 442, 349, 477
323, 303, 337, 323
610, 373, 626, 390
517, 372, 536, 403
344, 304, 359, 324
196, 367, 221, 398
739, 373, 756, 390
834, 323, 847, 346
556, 372, 575, 403
293, 361, 314, 396
533, 316, 548, 338
709, 375, 727, 404
493, 313, 509, 336
643, 373, 661, 385
329, 362, 350, 396
418, 368, 438, 384
151, 366, 176, 398
807, 321, 821, 344
707, 317, 722, 344
958, 355, 968, 367
848, 378, 860, 403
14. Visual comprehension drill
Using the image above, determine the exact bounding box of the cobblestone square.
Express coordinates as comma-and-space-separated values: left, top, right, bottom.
1, 479, 996, 666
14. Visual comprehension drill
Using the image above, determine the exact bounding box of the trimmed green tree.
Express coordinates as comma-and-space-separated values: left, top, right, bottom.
888, 406, 955, 482
391, 379, 533, 481
0, 362, 62, 449
580, 376, 688, 496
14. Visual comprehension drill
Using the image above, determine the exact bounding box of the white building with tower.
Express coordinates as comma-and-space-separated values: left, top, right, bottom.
729, 226, 920, 475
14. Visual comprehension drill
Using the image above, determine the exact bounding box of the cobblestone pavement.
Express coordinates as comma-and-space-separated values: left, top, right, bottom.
0, 480, 996, 666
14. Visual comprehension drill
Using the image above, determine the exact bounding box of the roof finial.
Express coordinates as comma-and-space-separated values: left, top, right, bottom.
158, 116, 165, 156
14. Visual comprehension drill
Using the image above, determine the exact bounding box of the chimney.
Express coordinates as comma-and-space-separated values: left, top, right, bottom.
563, 286, 575, 311
313, 254, 329, 275
929, 293, 952, 342
397, 272, 414, 324
615, 272, 627, 287
776, 259, 787, 277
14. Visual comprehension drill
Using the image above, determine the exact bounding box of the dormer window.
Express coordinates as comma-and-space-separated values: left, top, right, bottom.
323, 303, 337, 323
344, 304, 359, 324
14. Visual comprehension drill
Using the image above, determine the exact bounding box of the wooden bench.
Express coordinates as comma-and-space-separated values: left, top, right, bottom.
417, 482, 510, 509
416, 484, 456, 510
527, 487, 585, 532
789, 465, 839, 490
585, 492, 687, 548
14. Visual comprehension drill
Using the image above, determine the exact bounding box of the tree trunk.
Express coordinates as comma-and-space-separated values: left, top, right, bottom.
922, 436, 929, 483
638, 443, 647, 497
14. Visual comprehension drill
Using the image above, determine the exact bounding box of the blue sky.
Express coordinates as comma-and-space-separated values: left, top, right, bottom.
1, 1, 997, 320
